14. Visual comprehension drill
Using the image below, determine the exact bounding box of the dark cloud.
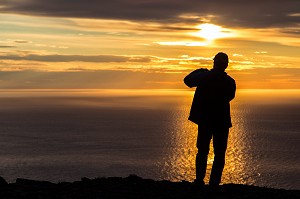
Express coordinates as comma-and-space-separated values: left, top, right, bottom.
0, 67, 299, 89
280, 29, 300, 35
14, 40, 30, 43
0, 0, 299, 28
0, 45, 15, 48
0, 70, 185, 89
0, 54, 151, 63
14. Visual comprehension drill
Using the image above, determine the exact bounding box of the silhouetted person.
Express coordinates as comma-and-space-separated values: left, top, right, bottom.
184, 52, 236, 188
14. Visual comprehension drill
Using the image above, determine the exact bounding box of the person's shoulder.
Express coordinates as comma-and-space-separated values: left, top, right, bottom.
225, 74, 236, 88
225, 73, 235, 82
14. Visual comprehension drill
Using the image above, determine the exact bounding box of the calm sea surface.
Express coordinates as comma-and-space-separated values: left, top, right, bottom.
0, 89, 299, 190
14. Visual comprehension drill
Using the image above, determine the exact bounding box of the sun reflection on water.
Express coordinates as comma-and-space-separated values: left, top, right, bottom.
225, 101, 252, 185
156, 94, 197, 182
158, 90, 250, 185
154, 89, 300, 189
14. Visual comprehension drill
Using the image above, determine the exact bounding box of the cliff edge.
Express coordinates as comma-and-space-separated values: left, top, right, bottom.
0, 175, 299, 199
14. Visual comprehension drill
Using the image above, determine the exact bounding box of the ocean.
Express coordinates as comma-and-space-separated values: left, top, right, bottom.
0, 89, 299, 190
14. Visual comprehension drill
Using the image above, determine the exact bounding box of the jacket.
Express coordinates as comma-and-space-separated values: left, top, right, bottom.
185, 69, 236, 128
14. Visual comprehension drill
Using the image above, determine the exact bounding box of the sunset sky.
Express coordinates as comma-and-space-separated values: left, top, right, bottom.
0, 0, 299, 89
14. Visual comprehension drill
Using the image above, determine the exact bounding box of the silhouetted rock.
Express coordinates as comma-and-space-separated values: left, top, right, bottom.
0, 176, 8, 187
16, 178, 54, 186
0, 175, 298, 199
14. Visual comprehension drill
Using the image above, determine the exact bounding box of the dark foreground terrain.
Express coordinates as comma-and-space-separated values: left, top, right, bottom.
0, 175, 299, 199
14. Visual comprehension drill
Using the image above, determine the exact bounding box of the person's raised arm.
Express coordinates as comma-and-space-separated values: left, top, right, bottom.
184, 68, 209, 88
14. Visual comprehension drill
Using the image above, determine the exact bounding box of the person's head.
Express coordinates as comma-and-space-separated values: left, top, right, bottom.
213, 52, 229, 71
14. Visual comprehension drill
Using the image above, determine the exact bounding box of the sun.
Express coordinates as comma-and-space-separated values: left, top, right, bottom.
195, 23, 225, 41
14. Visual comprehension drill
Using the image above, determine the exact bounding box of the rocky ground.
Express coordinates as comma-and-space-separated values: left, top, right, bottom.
0, 175, 299, 199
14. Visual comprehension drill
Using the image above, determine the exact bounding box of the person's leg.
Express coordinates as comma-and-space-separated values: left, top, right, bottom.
195, 125, 212, 185
209, 128, 229, 186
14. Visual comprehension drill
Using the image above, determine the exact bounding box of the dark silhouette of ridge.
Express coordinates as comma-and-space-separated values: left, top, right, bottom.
0, 175, 299, 199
